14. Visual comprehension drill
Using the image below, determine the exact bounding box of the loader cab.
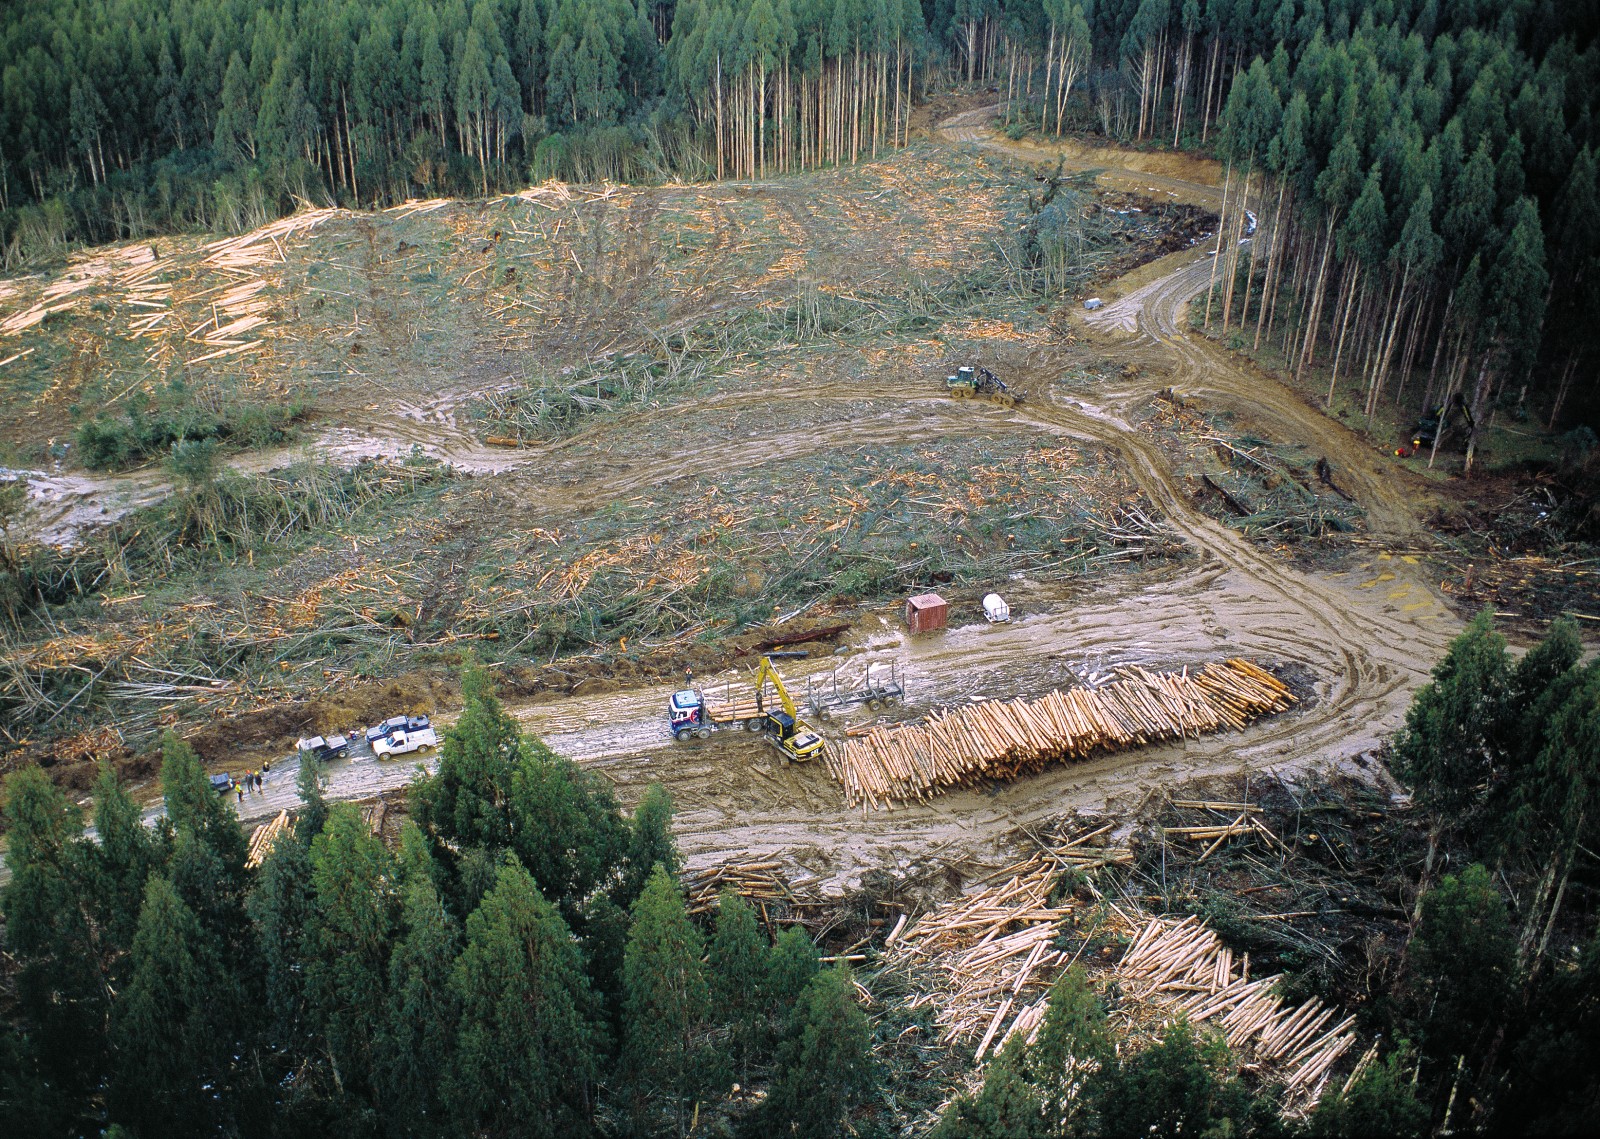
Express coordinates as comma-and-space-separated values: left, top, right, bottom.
766, 711, 826, 762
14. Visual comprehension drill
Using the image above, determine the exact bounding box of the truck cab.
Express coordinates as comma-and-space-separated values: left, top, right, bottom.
668, 690, 712, 740
366, 714, 430, 745
297, 734, 350, 762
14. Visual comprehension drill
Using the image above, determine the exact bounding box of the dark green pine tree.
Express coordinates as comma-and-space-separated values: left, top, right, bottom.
709, 889, 768, 1077
0, 767, 105, 1119
375, 826, 461, 1138
1029, 964, 1114, 1132
623, 865, 720, 1129
297, 750, 331, 842
1308, 1048, 1429, 1138
161, 731, 249, 874
1090, 1019, 1255, 1139
1405, 863, 1516, 1071
246, 828, 317, 1041
766, 925, 821, 1017
306, 802, 399, 1097
762, 965, 876, 1139
446, 857, 601, 1137
109, 876, 231, 1136
1392, 609, 1509, 826
90, 763, 164, 953
213, 50, 257, 164
509, 735, 628, 917
411, 665, 523, 853
929, 1032, 1044, 1139
617, 781, 680, 908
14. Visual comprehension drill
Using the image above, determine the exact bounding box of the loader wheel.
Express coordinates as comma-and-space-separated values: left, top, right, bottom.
675, 728, 693, 742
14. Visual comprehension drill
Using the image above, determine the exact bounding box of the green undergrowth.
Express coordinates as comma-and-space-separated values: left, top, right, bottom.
72, 375, 309, 470
1151, 397, 1366, 542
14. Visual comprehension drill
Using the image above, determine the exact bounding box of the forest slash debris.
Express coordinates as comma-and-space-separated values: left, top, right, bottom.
828, 659, 1295, 808
888, 828, 1133, 1057
886, 818, 1354, 1117
1117, 915, 1357, 1114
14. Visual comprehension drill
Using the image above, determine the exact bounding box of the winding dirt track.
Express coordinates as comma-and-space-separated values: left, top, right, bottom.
206, 108, 1458, 893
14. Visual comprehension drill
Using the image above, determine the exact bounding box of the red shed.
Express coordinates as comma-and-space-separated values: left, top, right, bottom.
905, 592, 949, 633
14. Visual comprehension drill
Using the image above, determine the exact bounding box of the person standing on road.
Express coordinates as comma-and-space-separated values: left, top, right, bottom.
236, 781, 245, 803
255, 771, 263, 792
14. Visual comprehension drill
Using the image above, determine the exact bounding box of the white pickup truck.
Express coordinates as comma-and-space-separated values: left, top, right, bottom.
371, 726, 439, 758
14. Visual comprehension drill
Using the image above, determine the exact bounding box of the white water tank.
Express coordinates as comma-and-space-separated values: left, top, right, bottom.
982, 593, 1011, 623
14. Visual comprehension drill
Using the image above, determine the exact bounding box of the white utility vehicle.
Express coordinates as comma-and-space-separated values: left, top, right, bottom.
372, 726, 439, 758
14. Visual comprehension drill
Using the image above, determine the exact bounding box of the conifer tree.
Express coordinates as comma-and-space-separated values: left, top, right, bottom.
763, 965, 876, 1138
90, 763, 162, 951
617, 781, 679, 908
161, 731, 248, 875
1029, 964, 1113, 1130
297, 750, 330, 842
1091, 1019, 1253, 1139
929, 1031, 1042, 1139
766, 923, 820, 1015
247, 829, 316, 1040
1308, 1048, 1429, 1138
110, 875, 230, 1136
375, 829, 461, 1137
623, 865, 720, 1128
509, 735, 628, 916
446, 857, 601, 1137
1393, 609, 1508, 826
1406, 863, 1515, 1069
213, 50, 257, 163
709, 889, 768, 1076
411, 665, 523, 853
0, 766, 105, 1111
307, 802, 399, 1096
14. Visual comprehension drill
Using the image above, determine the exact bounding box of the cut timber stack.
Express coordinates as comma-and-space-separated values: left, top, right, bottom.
245, 810, 291, 869
683, 862, 792, 916
828, 659, 1294, 809
1119, 916, 1357, 1114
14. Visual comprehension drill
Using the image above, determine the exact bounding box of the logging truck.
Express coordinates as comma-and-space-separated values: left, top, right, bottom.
666, 654, 827, 763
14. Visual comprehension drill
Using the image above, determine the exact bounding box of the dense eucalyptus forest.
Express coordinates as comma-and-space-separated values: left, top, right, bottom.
4, 1, 1600, 436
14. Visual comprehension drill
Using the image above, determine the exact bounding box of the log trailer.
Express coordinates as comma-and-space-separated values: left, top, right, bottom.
666, 654, 828, 763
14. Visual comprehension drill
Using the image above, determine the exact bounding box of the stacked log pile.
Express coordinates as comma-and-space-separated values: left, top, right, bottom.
683, 861, 792, 916
1119, 916, 1357, 1112
828, 659, 1295, 809
245, 810, 291, 869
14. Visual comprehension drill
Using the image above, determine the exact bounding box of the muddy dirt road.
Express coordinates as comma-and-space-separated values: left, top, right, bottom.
34, 109, 1457, 895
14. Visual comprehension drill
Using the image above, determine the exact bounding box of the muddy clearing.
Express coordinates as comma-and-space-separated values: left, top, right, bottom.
4, 107, 1479, 894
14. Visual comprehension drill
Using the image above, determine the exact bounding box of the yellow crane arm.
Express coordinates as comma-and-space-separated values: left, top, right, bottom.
752, 655, 801, 720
